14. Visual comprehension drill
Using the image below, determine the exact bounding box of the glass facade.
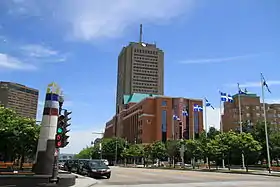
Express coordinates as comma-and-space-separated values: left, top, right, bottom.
161, 110, 167, 142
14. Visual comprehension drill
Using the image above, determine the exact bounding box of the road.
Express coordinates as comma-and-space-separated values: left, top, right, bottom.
94, 166, 280, 187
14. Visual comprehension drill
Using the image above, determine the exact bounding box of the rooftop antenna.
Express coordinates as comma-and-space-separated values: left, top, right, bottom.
139, 24, 143, 43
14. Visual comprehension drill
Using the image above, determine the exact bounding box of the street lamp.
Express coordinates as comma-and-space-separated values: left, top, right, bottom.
92, 132, 104, 160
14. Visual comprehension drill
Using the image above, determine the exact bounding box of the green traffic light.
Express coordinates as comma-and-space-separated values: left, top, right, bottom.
57, 128, 63, 133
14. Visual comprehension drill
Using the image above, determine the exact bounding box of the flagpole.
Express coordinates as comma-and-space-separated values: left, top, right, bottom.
204, 98, 209, 169
204, 98, 208, 137
237, 83, 246, 169
220, 97, 225, 168
172, 109, 175, 140
261, 73, 271, 173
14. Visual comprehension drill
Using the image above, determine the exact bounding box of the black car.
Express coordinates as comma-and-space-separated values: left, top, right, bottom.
64, 159, 78, 172
80, 160, 111, 179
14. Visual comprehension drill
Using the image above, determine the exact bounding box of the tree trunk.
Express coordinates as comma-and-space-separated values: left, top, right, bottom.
227, 154, 231, 171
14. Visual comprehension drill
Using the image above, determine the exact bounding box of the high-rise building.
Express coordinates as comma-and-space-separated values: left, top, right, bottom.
222, 93, 280, 132
115, 24, 164, 113
0, 81, 39, 119
105, 93, 203, 144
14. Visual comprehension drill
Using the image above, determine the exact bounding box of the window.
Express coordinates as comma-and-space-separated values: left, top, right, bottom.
162, 100, 167, 106
161, 110, 167, 142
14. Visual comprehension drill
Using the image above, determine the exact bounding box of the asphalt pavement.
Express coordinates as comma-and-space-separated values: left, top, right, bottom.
93, 166, 280, 187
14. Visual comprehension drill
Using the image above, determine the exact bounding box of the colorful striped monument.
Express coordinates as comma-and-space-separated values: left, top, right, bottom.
33, 83, 60, 175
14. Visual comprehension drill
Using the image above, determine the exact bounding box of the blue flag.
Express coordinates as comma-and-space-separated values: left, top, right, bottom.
193, 104, 203, 112
220, 92, 233, 103
205, 98, 214, 109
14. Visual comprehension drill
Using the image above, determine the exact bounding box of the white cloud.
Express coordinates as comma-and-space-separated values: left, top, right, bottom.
227, 80, 280, 88
265, 99, 280, 104
21, 44, 58, 57
7, 0, 196, 41
61, 128, 104, 154
0, 53, 36, 70
204, 107, 221, 131
20, 44, 67, 62
180, 53, 261, 64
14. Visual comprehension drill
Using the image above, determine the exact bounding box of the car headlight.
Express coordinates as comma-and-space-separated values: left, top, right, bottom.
92, 169, 97, 172
106, 169, 111, 172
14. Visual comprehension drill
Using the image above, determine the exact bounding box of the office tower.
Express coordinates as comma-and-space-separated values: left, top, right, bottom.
0, 81, 39, 119
116, 24, 164, 112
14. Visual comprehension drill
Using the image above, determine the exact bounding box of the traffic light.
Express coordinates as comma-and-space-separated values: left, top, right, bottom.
55, 110, 72, 148
61, 110, 71, 147
55, 115, 65, 148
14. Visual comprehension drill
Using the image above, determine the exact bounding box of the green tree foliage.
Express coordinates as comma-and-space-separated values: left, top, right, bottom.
0, 107, 40, 165
236, 132, 262, 171
150, 141, 166, 161
74, 146, 93, 159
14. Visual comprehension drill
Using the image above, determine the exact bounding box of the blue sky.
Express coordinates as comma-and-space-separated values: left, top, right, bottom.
1, 0, 279, 153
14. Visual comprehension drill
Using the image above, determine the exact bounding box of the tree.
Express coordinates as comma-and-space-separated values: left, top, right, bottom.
251, 122, 272, 161
184, 139, 200, 169
150, 141, 166, 164
236, 132, 262, 172
270, 133, 280, 165
0, 107, 40, 164
215, 131, 238, 170
100, 137, 126, 163
165, 140, 179, 167
75, 146, 93, 159
207, 127, 220, 139
121, 144, 144, 165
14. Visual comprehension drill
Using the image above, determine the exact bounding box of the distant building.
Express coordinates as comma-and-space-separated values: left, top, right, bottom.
222, 93, 280, 132
59, 153, 75, 160
0, 81, 39, 119
104, 93, 204, 144
115, 24, 164, 113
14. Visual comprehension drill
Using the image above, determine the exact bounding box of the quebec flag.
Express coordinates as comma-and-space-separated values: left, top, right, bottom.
220, 92, 233, 103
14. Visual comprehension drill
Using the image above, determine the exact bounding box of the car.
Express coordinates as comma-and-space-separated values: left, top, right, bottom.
80, 160, 111, 179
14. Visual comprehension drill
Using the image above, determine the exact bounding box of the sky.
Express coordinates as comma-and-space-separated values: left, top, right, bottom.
1, 0, 280, 154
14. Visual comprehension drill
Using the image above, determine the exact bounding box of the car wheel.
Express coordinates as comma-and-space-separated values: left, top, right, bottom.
106, 175, 111, 179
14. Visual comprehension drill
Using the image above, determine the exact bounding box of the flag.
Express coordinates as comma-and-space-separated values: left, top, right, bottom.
205, 98, 215, 109
182, 110, 188, 116
220, 92, 233, 103
237, 83, 248, 95
193, 104, 203, 112
173, 114, 180, 121
261, 73, 271, 93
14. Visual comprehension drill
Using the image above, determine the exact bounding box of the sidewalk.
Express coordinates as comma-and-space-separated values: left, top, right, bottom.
59, 170, 98, 187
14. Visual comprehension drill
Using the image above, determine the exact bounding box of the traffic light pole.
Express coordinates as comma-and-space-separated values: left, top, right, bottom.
50, 99, 63, 183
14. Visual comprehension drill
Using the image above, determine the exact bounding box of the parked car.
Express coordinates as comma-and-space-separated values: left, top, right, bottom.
80, 160, 111, 179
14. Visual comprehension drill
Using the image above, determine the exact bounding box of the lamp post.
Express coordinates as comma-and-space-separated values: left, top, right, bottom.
92, 132, 104, 160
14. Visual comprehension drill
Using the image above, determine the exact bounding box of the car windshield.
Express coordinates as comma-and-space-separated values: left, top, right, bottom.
89, 161, 107, 168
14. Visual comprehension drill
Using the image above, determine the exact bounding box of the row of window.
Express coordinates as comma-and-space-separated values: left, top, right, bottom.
134, 49, 158, 55
133, 75, 158, 81
134, 56, 158, 62
133, 88, 158, 93
133, 68, 158, 75
133, 82, 157, 87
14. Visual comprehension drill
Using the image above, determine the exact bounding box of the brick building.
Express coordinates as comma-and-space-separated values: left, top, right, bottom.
222, 93, 280, 132
104, 93, 203, 144
0, 81, 39, 119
